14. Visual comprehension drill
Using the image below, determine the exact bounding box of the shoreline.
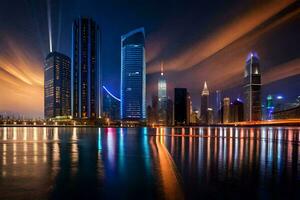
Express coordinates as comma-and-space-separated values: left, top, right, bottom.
0, 123, 300, 128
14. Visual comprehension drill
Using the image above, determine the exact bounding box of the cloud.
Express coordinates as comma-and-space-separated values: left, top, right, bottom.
263, 58, 300, 85
0, 37, 43, 117
146, 0, 296, 74
146, 0, 300, 101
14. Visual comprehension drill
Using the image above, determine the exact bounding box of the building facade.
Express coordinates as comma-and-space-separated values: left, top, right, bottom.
174, 88, 189, 125
72, 17, 101, 119
121, 27, 146, 121
44, 52, 71, 119
265, 95, 274, 120
231, 99, 244, 122
167, 98, 174, 126
147, 95, 158, 125
222, 97, 230, 123
200, 81, 209, 124
158, 63, 167, 125
215, 90, 222, 123
244, 52, 261, 121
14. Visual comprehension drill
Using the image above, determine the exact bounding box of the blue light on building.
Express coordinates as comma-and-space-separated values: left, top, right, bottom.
158, 62, 167, 125
103, 86, 120, 120
276, 95, 283, 100
120, 27, 146, 121
72, 17, 101, 119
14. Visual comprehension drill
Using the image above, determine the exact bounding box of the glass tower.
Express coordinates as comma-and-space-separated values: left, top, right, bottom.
158, 62, 167, 125
44, 52, 71, 119
244, 52, 261, 121
72, 17, 101, 119
266, 95, 274, 120
121, 27, 146, 121
223, 97, 230, 123
215, 90, 222, 123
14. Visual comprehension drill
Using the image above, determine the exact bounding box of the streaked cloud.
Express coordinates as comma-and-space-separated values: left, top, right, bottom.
0, 37, 43, 117
146, 0, 299, 97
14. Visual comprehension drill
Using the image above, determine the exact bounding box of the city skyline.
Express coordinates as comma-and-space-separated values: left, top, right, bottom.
1, 1, 300, 199
0, 0, 299, 117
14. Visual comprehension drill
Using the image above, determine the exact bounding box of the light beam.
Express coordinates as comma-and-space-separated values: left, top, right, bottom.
47, 0, 53, 52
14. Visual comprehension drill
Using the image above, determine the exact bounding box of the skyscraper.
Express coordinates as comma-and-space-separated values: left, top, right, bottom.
215, 90, 222, 123
158, 62, 167, 125
200, 81, 209, 124
207, 108, 214, 124
244, 52, 261, 121
121, 27, 146, 121
147, 95, 158, 125
266, 95, 274, 120
174, 88, 189, 125
231, 98, 244, 122
72, 17, 101, 119
222, 97, 230, 123
44, 52, 71, 119
167, 98, 174, 126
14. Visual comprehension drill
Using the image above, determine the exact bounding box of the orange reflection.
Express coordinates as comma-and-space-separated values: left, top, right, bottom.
152, 135, 184, 200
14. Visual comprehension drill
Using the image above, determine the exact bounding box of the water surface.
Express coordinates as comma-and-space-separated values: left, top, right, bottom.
0, 127, 299, 199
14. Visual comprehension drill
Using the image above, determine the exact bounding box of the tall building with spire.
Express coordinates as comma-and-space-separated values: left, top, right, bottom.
158, 61, 167, 125
244, 52, 261, 121
200, 81, 209, 124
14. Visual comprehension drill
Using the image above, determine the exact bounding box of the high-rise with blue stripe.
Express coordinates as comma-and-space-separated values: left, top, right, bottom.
120, 27, 146, 121
72, 17, 101, 119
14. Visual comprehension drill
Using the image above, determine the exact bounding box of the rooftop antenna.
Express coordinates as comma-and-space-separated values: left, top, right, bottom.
160, 61, 164, 76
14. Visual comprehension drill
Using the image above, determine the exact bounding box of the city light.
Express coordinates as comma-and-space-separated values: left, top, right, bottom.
0, 1, 299, 199
277, 95, 283, 100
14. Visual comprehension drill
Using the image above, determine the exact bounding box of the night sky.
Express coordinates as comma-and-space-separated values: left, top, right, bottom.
0, 0, 299, 117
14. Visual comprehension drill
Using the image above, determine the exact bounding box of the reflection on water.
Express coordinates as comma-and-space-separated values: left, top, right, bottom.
0, 127, 299, 199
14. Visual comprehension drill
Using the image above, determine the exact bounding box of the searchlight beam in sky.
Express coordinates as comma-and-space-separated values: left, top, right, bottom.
47, 0, 52, 52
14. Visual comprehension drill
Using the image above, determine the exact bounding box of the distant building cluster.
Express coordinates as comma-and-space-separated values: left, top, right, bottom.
148, 52, 299, 126
43, 17, 299, 125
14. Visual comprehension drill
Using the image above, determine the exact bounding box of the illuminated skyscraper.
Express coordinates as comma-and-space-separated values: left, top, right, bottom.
44, 52, 71, 119
207, 108, 214, 124
215, 90, 222, 123
231, 98, 244, 122
158, 62, 167, 125
222, 97, 230, 123
200, 81, 209, 124
72, 17, 101, 119
121, 27, 146, 121
266, 95, 274, 120
244, 52, 261, 121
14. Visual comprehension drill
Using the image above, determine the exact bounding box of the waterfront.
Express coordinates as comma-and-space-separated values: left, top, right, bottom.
0, 127, 299, 199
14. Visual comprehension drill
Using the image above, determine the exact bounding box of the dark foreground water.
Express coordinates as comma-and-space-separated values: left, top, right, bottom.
0, 127, 299, 199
